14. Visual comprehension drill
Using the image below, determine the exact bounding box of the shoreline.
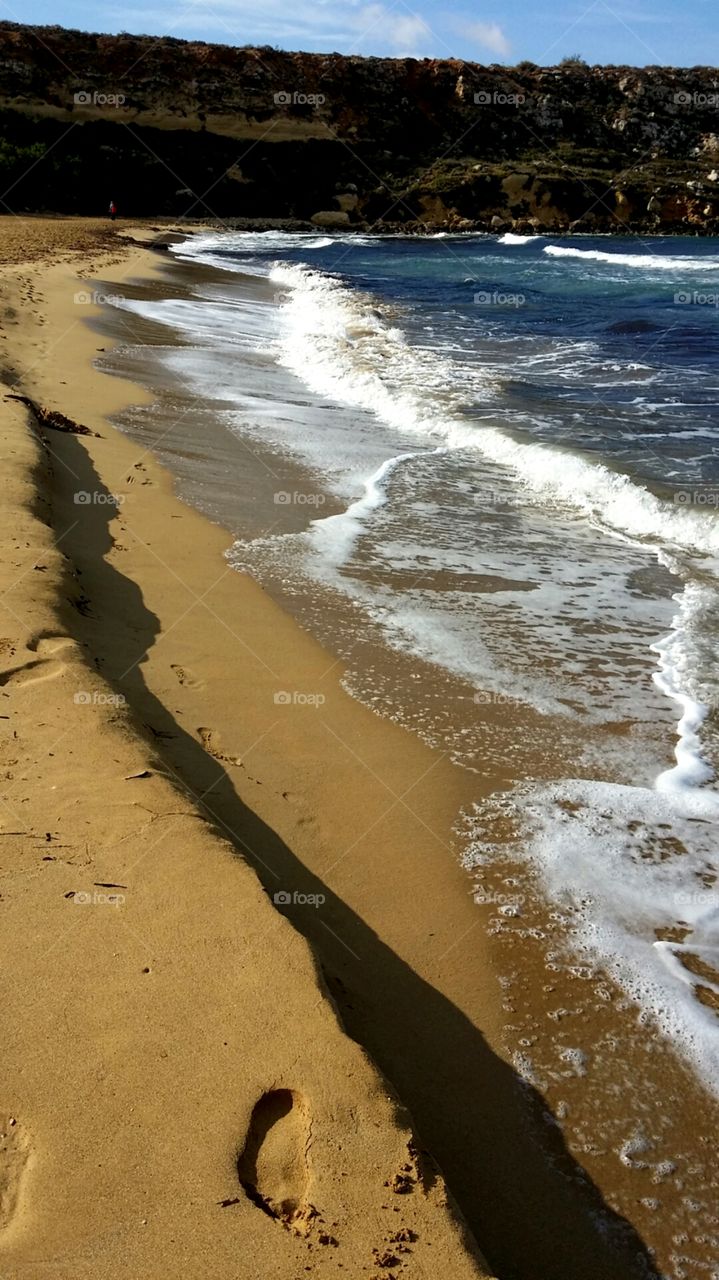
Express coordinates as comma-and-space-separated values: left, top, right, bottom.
0, 216, 711, 1280
7, 211, 717, 240
126, 217, 719, 240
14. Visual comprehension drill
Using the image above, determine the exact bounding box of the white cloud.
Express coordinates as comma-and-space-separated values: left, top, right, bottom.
455, 18, 511, 56
104, 0, 438, 55
348, 4, 434, 54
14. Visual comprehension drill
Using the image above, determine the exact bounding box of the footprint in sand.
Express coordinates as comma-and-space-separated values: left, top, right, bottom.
27, 635, 78, 659
196, 727, 242, 767
0, 1116, 29, 1232
0, 636, 78, 690
170, 663, 205, 692
0, 660, 49, 689
237, 1089, 312, 1233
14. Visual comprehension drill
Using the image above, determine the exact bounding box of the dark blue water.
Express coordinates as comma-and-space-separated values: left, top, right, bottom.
207, 231, 719, 487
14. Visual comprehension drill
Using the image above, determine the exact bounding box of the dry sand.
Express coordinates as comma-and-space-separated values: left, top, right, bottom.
0, 217, 679, 1280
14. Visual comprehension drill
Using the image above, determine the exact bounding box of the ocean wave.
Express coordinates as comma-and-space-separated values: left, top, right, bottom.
498, 232, 539, 245
171, 230, 337, 269
544, 244, 719, 271
269, 260, 469, 437
271, 257, 719, 799
270, 261, 719, 564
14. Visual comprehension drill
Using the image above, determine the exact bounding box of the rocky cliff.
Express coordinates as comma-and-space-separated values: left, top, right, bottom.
1, 21, 718, 232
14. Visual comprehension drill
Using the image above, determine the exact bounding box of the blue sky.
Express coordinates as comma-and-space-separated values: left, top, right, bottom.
1, 0, 716, 65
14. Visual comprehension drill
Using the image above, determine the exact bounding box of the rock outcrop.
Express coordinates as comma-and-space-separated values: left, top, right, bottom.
0, 22, 718, 232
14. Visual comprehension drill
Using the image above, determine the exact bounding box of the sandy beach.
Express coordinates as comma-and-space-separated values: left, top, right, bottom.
0, 217, 715, 1280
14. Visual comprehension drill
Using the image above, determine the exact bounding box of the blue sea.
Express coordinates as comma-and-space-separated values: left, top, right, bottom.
114, 230, 719, 1097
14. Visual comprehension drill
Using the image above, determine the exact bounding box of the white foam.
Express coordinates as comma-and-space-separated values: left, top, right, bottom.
498, 232, 538, 245
468, 776, 719, 1092
270, 261, 467, 439
169, 230, 337, 275
466, 570, 719, 1089
309, 450, 429, 565
651, 582, 719, 813
472, 429, 719, 558
544, 244, 719, 271
270, 261, 719, 564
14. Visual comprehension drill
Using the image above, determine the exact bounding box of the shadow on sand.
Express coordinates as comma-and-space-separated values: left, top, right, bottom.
43, 429, 661, 1280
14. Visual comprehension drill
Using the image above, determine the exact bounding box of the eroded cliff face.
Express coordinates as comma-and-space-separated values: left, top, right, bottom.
0, 21, 718, 231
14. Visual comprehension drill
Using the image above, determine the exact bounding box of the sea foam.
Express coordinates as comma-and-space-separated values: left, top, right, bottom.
544, 243, 719, 271
270, 261, 719, 563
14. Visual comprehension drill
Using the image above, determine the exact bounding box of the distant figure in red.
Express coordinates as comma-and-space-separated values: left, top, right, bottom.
108, 200, 117, 221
